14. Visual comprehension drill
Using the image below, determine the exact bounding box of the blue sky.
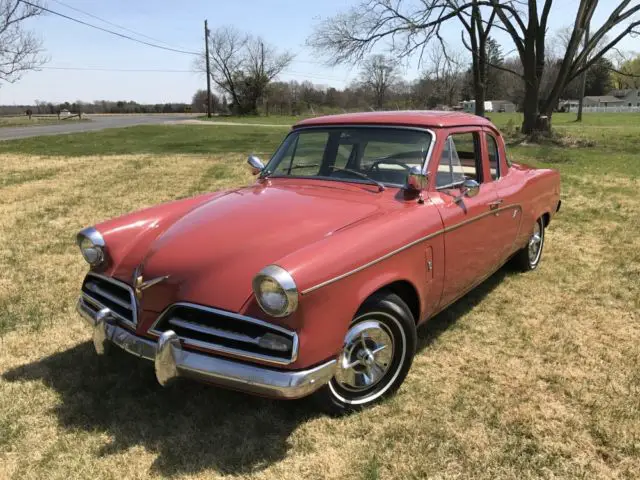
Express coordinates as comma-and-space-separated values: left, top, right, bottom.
2, 0, 638, 105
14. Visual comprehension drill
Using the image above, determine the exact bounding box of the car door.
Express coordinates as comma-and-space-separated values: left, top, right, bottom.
430, 129, 503, 308
482, 129, 522, 263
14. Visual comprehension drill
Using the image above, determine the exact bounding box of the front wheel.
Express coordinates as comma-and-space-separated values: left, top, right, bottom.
313, 291, 417, 415
512, 217, 545, 271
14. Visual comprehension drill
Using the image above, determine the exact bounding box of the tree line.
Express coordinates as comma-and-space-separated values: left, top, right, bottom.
191, 41, 633, 117
0, 100, 192, 116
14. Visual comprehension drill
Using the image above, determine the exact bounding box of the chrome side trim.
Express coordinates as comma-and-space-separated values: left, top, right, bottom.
301, 229, 445, 294
82, 272, 137, 329
443, 204, 521, 234
301, 203, 522, 294
149, 302, 299, 366
76, 298, 335, 399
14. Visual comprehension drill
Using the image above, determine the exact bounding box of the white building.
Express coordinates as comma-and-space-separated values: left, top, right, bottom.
460, 100, 516, 113
609, 89, 640, 107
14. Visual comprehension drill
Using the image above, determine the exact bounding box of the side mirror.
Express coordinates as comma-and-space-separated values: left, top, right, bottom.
247, 155, 265, 175
405, 166, 427, 193
462, 178, 480, 198
454, 179, 480, 203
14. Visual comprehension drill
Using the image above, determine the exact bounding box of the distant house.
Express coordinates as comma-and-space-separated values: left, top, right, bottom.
582, 95, 625, 107
460, 99, 516, 113
488, 100, 516, 113
559, 99, 579, 112
609, 89, 640, 107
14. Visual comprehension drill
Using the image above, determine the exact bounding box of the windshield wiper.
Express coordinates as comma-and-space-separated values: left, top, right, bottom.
328, 166, 385, 192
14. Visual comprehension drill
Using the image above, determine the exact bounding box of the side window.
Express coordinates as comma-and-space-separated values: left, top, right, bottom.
485, 133, 500, 180
436, 132, 481, 188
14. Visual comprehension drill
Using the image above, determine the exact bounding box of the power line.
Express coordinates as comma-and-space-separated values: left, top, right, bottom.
42, 66, 195, 73
49, 0, 191, 51
18, 0, 199, 55
40, 65, 348, 81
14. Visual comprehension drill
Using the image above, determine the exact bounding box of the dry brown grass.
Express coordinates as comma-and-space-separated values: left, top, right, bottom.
0, 137, 639, 479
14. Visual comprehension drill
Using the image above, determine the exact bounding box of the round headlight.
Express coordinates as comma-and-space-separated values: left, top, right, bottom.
76, 227, 106, 266
252, 265, 298, 317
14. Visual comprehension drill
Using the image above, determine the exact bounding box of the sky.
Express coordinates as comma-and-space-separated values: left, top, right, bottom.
2, 0, 638, 105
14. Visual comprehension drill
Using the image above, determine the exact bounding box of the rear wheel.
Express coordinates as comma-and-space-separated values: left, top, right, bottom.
313, 291, 416, 415
512, 217, 545, 271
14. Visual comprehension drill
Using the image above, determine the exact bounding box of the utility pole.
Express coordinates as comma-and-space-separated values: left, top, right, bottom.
204, 19, 212, 118
576, 23, 589, 122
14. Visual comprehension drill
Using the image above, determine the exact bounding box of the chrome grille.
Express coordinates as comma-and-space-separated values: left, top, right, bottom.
150, 303, 298, 365
81, 273, 137, 329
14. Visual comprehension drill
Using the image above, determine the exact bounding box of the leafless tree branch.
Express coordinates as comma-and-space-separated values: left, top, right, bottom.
0, 0, 46, 84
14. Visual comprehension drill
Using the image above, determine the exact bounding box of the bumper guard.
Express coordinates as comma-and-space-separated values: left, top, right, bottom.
76, 298, 336, 399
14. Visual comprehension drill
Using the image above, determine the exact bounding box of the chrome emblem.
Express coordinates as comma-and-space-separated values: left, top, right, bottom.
133, 266, 169, 301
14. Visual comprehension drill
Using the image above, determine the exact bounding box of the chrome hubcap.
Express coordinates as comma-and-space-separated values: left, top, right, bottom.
528, 222, 543, 264
334, 320, 394, 392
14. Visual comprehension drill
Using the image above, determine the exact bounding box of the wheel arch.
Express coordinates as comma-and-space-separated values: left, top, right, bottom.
364, 279, 421, 324
541, 211, 551, 228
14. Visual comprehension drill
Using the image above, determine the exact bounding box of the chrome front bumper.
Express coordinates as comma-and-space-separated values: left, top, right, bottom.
76, 298, 336, 399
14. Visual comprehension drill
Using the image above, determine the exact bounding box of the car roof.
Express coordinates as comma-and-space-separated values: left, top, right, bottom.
294, 110, 495, 129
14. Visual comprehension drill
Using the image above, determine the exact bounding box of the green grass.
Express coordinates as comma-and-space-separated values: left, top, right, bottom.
198, 115, 311, 125
0, 113, 638, 479
197, 111, 640, 128
0, 124, 288, 157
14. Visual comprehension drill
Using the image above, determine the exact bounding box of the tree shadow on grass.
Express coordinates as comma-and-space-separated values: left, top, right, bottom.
2, 342, 318, 477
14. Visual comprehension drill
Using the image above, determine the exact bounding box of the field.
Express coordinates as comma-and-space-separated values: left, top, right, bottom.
0, 112, 638, 479
0, 115, 88, 128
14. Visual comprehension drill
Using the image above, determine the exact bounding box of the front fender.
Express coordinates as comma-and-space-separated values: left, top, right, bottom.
267, 202, 445, 369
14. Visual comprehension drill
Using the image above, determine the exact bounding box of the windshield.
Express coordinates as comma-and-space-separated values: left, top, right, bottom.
264, 127, 433, 187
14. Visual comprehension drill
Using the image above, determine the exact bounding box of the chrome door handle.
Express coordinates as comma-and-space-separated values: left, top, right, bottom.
488, 199, 504, 210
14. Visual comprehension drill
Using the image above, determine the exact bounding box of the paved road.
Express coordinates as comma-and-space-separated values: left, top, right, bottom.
0, 114, 196, 141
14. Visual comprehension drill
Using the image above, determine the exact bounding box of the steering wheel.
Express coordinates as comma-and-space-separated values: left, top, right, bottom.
367, 159, 412, 173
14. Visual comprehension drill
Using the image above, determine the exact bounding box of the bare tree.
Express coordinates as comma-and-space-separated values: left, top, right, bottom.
308, 0, 497, 116
490, 0, 640, 133
196, 26, 293, 115
358, 54, 399, 109
0, 0, 46, 84
425, 46, 465, 107
610, 50, 640, 89
310, 0, 640, 133
450, 0, 497, 116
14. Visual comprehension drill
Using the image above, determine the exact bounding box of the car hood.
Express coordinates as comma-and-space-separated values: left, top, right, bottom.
125, 181, 385, 314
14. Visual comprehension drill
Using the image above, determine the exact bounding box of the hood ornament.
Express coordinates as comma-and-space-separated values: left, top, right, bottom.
133, 266, 169, 301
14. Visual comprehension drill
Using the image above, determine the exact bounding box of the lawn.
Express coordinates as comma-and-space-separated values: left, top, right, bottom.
0, 114, 639, 479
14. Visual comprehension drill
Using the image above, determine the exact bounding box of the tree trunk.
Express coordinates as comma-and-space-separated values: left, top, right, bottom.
576, 24, 589, 122
521, 82, 541, 134
474, 84, 485, 117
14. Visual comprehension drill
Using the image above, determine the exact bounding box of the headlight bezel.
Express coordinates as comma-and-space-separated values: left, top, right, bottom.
76, 226, 106, 267
252, 265, 299, 317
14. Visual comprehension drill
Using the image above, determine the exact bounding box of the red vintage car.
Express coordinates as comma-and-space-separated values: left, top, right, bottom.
76, 111, 561, 413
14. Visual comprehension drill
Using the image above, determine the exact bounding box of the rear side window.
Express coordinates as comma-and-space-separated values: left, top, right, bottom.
436, 132, 481, 188
486, 133, 500, 180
